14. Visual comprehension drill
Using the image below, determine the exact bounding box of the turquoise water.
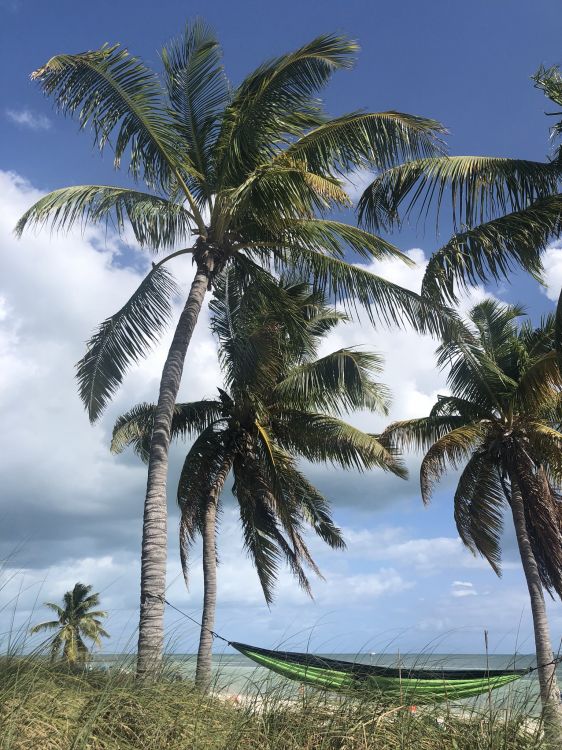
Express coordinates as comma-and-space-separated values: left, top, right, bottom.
91, 651, 560, 713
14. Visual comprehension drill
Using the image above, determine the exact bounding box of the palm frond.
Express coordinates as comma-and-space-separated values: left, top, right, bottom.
258, 218, 416, 264
111, 400, 224, 461
31, 44, 199, 213
282, 111, 445, 175
273, 410, 406, 476
421, 194, 562, 303
272, 244, 454, 335
216, 34, 358, 183
358, 156, 561, 232
161, 20, 229, 201
420, 422, 488, 503
29, 620, 61, 634
76, 266, 179, 422
454, 454, 505, 575
15, 185, 194, 250
176, 425, 232, 587
382, 415, 470, 454
272, 348, 390, 414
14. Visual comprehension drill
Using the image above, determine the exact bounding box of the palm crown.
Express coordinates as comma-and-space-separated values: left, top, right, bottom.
383, 300, 562, 594
16, 21, 448, 422
113, 270, 404, 601
30, 582, 109, 664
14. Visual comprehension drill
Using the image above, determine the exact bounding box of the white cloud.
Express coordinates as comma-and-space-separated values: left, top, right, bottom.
541, 241, 562, 301
5, 108, 52, 131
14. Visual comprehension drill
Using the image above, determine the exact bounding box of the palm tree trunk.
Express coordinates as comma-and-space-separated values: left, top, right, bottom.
137, 259, 213, 679
195, 457, 232, 693
509, 476, 562, 743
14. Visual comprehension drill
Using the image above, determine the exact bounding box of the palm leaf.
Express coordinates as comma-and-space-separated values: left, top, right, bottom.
15, 185, 194, 250
216, 34, 357, 184
420, 421, 488, 503
31, 44, 200, 220
76, 266, 179, 421
272, 348, 390, 414
454, 453, 505, 575
358, 156, 561, 232
421, 195, 562, 303
281, 111, 445, 175
272, 244, 453, 335
382, 415, 469, 454
111, 400, 224, 461
273, 410, 406, 476
161, 20, 229, 201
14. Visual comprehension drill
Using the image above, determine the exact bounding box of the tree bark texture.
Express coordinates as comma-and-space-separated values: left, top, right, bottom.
137, 261, 212, 679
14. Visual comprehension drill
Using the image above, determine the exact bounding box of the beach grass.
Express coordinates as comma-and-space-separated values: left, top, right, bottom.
0, 656, 547, 749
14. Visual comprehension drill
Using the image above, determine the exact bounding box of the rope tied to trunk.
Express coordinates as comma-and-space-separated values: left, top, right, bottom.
145, 592, 231, 644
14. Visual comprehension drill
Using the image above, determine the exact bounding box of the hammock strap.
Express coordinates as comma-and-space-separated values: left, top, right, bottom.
145, 592, 231, 645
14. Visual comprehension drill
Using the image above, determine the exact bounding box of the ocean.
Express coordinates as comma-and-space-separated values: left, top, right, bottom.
91, 651, 562, 713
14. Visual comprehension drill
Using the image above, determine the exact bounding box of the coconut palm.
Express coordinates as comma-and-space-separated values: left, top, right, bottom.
15, 21, 448, 677
382, 300, 562, 740
358, 66, 562, 305
30, 583, 109, 666
112, 270, 404, 691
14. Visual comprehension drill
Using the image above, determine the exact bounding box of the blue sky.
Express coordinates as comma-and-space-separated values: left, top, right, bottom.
2, 0, 562, 657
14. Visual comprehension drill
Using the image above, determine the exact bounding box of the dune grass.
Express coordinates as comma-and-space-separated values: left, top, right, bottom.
0, 655, 547, 750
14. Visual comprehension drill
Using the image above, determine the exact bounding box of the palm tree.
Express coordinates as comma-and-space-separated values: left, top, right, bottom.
15, 21, 448, 677
30, 582, 109, 666
382, 300, 562, 741
358, 66, 562, 306
113, 270, 405, 691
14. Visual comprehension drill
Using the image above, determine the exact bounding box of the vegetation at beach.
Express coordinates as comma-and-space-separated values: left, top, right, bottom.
0, 658, 547, 750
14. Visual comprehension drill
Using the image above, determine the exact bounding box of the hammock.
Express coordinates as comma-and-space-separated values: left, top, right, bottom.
230, 642, 527, 703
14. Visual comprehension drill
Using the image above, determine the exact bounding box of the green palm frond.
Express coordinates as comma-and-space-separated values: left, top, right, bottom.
233, 461, 283, 605
256, 218, 416, 265
176, 425, 232, 586
216, 34, 357, 184
275, 244, 453, 335
15, 185, 194, 250
273, 410, 406, 476
280, 111, 445, 175
76, 266, 179, 422
31, 44, 202, 222
420, 422, 488, 503
358, 156, 561, 232
272, 348, 390, 414
278, 462, 345, 550
514, 351, 562, 412
382, 415, 470, 454
454, 454, 505, 575
161, 20, 229, 201
421, 195, 562, 303
111, 400, 224, 461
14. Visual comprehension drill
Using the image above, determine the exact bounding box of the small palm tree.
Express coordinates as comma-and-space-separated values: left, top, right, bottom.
16, 22, 447, 676
382, 300, 562, 740
30, 583, 109, 666
113, 271, 404, 692
358, 66, 562, 306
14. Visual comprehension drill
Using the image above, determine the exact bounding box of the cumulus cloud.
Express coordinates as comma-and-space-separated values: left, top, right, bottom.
5, 108, 52, 131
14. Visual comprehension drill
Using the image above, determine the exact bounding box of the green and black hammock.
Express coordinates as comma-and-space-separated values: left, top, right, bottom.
160, 597, 535, 703
230, 642, 527, 703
